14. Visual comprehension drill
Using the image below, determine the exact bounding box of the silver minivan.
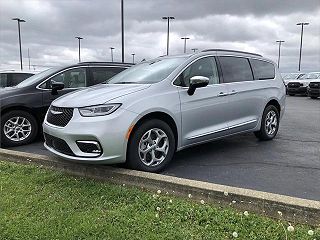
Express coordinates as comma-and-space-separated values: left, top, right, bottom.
43, 49, 286, 172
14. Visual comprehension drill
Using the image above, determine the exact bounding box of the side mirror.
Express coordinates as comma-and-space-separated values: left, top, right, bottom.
51, 81, 64, 95
187, 76, 209, 95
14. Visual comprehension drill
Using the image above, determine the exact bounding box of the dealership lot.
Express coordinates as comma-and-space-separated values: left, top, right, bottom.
6, 96, 320, 200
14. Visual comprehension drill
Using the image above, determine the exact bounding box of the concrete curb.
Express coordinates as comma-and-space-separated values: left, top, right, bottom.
0, 148, 319, 226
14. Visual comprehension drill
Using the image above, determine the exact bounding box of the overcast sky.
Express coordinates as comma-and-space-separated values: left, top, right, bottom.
0, 0, 319, 73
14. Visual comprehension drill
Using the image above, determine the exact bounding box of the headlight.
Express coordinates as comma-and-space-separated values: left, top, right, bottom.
78, 104, 121, 117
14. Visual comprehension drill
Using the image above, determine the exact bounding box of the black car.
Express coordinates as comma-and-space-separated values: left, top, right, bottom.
0, 62, 132, 147
0, 70, 35, 88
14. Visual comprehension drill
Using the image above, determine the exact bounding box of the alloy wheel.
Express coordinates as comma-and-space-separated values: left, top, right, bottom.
3, 116, 32, 142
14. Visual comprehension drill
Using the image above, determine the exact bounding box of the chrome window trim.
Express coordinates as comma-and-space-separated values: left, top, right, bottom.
171, 54, 276, 88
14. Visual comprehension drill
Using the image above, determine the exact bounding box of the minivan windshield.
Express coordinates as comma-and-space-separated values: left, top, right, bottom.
16, 67, 61, 88
108, 57, 187, 84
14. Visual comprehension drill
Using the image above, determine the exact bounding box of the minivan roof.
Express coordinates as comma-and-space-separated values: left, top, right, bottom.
202, 49, 262, 57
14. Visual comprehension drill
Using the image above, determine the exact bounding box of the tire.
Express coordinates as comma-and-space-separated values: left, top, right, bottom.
126, 119, 175, 172
254, 105, 280, 141
310, 96, 318, 99
288, 94, 295, 96
1, 110, 38, 147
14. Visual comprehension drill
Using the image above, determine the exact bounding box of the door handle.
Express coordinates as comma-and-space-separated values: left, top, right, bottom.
217, 92, 228, 97
229, 90, 237, 95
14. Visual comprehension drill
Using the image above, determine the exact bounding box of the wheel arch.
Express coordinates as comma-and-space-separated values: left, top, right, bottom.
1, 106, 40, 125
266, 99, 281, 115
127, 111, 179, 151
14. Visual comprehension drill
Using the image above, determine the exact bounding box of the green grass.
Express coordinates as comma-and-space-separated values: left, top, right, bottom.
0, 161, 318, 240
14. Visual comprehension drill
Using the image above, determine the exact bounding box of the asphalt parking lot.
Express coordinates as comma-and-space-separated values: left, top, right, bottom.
6, 96, 320, 201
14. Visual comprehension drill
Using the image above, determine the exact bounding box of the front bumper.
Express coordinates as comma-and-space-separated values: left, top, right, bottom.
43, 107, 139, 164
287, 86, 307, 94
307, 88, 320, 97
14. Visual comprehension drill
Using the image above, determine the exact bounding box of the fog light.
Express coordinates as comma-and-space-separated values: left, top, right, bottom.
76, 141, 102, 155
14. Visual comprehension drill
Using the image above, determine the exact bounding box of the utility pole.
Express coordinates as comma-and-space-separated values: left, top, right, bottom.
121, 0, 124, 63
191, 48, 198, 53
162, 16, 175, 55
75, 36, 83, 62
131, 53, 135, 64
181, 37, 190, 53
110, 47, 115, 62
276, 40, 285, 68
12, 18, 26, 70
297, 22, 309, 71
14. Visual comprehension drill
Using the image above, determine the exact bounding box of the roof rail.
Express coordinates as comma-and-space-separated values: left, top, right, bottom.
201, 49, 262, 57
77, 61, 134, 65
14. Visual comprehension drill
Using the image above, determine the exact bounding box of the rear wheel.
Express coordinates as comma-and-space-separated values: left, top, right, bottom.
254, 105, 279, 141
126, 119, 175, 172
1, 110, 38, 147
310, 96, 318, 99
288, 93, 295, 96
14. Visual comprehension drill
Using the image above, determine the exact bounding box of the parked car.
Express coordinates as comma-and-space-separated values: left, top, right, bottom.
0, 70, 36, 88
43, 49, 286, 172
287, 72, 319, 96
282, 72, 304, 86
307, 72, 320, 99
0, 62, 132, 147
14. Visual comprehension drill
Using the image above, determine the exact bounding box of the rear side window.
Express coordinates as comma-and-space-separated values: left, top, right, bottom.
11, 73, 33, 86
218, 57, 253, 83
250, 59, 275, 80
0, 73, 8, 87
91, 67, 125, 85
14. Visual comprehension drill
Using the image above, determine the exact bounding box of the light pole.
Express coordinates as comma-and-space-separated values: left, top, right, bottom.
110, 47, 115, 62
121, 0, 124, 63
181, 37, 190, 53
12, 18, 25, 70
162, 16, 175, 55
297, 22, 309, 71
191, 48, 198, 53
27, 48, 31, 70
131, 53, 135, 64
75, 36, 83, 62
276, 40, 285, 68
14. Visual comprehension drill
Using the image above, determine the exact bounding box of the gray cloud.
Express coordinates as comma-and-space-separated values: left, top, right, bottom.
0, 0, 319, 72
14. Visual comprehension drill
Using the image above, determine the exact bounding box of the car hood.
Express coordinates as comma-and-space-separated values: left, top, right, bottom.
53, 84, 151, 107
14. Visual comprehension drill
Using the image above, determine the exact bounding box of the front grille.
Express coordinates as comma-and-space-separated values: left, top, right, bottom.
44, 133, 75, 156
288, 82, 302, 88
309, 82, 320, 89
47, 106, 73, 127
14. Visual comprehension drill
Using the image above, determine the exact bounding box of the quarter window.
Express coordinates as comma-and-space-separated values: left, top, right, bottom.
218, 57, 253, 83
250, 59, 275, 80
42, 68, 87, 89
175, 57, 219, 87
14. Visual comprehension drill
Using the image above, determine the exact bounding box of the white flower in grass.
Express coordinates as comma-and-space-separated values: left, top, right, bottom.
243, 211, 249, 216
232, 200, 236, 204
157, 190, 161, 194
200, 199, 205, 204
224, 191, 229, 196
155, 213, 159, 218
169, 199, 173, 203
152, 194, 157, 199
188, 194, 192, 198
287, 225, 294, 232
307, 230, 314, 236
122, 183, 125, 187
232, 232, 238, 238
156, 207, 161, 211
277, 211, 283, 217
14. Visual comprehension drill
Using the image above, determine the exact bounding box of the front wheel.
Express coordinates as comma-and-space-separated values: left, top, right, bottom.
126, 119, 175, 172
254, 105, 280, 141
1, 110, 38, 147
310, 96, 318, 99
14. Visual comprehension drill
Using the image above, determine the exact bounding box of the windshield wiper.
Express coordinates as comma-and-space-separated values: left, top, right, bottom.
111, 81, 137, 84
